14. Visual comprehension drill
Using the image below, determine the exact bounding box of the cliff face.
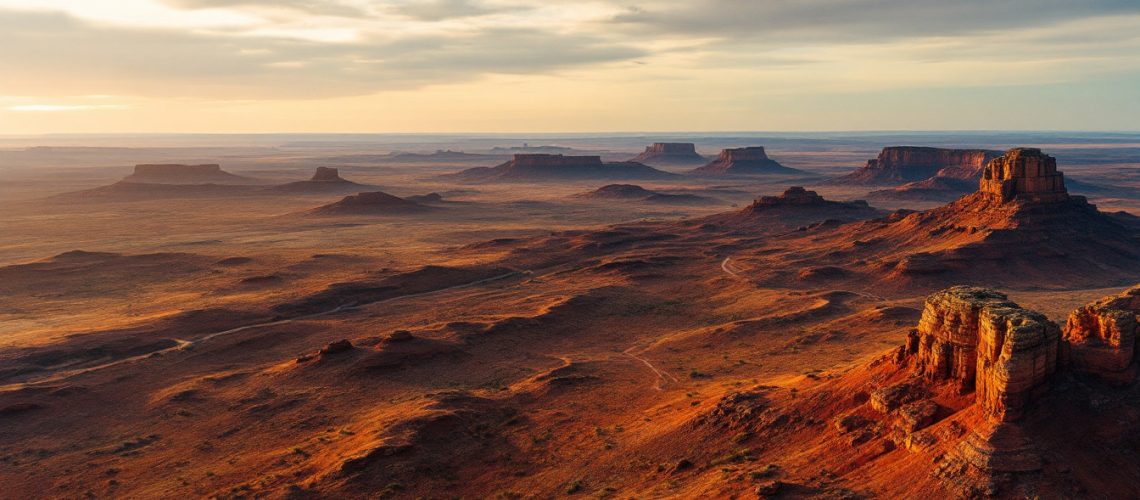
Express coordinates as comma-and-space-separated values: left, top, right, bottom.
630, 143, 706, 166
688, 147, 803, 176
1063, 285, 1140, 384
310, 167, 344, 182
123, 163, 255, 185
906, 286, 1059, 423
979, 148, 1068, 203
833, 147, 1000, 185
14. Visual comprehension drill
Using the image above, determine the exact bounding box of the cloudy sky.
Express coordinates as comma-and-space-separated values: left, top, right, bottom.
1, 0, 1139, 134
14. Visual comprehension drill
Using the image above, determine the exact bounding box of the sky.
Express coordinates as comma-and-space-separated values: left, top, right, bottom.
1, 0, 1139, 134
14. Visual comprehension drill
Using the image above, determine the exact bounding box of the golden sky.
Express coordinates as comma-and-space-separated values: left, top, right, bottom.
2, 0, 1139, 134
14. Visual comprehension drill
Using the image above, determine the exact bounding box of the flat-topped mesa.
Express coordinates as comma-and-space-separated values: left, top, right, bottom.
837, 147, 1000, 185
689, 147, 802, 176
644, 142, 697, 155
133, 164, 222, 177
904, 286, 1060, 422
979, 148, 1069, 204
719, 146, 770, 162
1063, 285, 1140, 384
631, 142, 706, 165
310, 167, 343, 182
511, 154, 603, 168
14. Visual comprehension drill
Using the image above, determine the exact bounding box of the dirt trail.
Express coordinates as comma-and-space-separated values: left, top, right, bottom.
0, 271, 522, 393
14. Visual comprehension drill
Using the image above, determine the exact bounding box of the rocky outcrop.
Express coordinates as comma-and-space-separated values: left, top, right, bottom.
905, 286, 1060, 422
630, 143, 706, 166
978, 148, 1069, 204
270, 167, 367, 193
1062, 285, 1140, 384
446, 154, 677, 182
123, 164, 256, 184
831, 147, 1000, 185
829, 147, 1140, 287
310, 167, 343, 182
574, 184, 717, 205
688, 147, 804, 176
307, 191, 429, 216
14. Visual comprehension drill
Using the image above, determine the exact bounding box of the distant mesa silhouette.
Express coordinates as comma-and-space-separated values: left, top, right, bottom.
830, 146, 1001, 186
630, 143, 708, 166
688, 147, 805, 176
270, 167, 372, 194
575, 184, 718, 205
307, 191, 431, 216
123, 163, 260, 185
446, 154, 678, 182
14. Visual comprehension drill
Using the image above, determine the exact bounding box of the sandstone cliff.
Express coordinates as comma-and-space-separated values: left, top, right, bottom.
1063, 285, 1140, 384
688, 147, 804, 176
630, 143, 707, 166
830, 147, 1000, 186
814, 148, 1140, 286
905, 287, 1059, 423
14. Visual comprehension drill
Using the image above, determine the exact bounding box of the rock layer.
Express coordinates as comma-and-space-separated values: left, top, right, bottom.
124, 164, 255, 184
979, 148, 1069, 203
631, 143, 706, 166
832, 147, 1000, 185
311, 167, 344, 182
1063, 285, 1140, 383
905, 286, 1059, 422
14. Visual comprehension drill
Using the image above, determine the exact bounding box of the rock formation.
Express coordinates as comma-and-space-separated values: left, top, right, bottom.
831, 147, 1000, 185
574, 184, 716, 205
825, 147, 1140, 286
1063, 285, 1140, 384
310, 167, 343, 182
707, 187, 883, 231
630, 143, 707, 166
978, 148, 1068, 204
307, 191, 429, 216
446, 154, 677, 182
688, 147, 804, 176
270, 167, 367, 194
123, 163, 257, 184
904, 286, 1060, 422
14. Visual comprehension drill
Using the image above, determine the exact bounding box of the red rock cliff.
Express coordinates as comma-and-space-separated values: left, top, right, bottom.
905, 286, 1059, 423
836, 147, 1000, 185
1063, 285, 1140, 384
978, 148, 1068, 204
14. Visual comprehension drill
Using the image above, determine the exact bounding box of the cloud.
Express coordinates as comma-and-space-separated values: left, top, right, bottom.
0, 9, 646, 99
394, 0, 508, 21
162, 0, 366, 17
612, 0, 1140, 42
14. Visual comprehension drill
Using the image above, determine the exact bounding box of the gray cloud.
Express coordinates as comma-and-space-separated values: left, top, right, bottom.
0, 9, 645, 99
612, 0, 1140, 42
